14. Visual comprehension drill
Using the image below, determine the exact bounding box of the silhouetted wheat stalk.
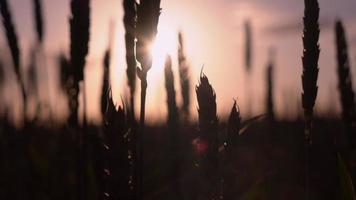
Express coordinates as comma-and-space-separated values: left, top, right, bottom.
0, 0, 27, 119
164, 55, 182, 199
69, 0, 90, 199
101, 50, 110, 120
196, 73, 219, 199
123, 2, 137, 197
164, 55, 178, 127
32, 0, 44, 44
58, 53, 70, 94
135, 0, 161, 198
27, 47, 38, 113
69, 0, 90, 127
244, 20, 252, 73
102, 88, 131, 199
335, 20, 356, 147
0, 61, 4, 100
101, 22, 114, 121
32, 0, 51, 115
224, 100, 241, 200
266, 49, 275, 122
301, 0, 320, 199
178, 32, 191, 120
124, 0, 137, 122
244, 20, 253, 116
226, 100, 241, 150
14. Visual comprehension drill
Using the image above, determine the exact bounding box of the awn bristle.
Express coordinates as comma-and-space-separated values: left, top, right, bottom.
335, 20, 356, 145
178, 32, 191, 120
32, 0, 44, 44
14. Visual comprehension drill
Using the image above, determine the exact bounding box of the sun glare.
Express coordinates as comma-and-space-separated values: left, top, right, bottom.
149, 26, 177, 81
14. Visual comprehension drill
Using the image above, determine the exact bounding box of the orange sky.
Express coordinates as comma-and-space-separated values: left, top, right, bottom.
1, 0, 356, 125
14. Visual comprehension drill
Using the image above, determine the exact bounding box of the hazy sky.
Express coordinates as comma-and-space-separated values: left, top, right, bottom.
1, 0, 356, 124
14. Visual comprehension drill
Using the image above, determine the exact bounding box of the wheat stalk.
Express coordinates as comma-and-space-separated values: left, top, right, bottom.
266, 49, 275, 122
0, 61, 4, 102
124, 0, 137, 123
69, 1, 90, 199
227, 100, 241, 150
244, 20, 252, 73
301, 0, 320, 199
32, 0, 44, 44
178, 32, 191, 120
135, 0, 161, 198
164, 55, 178, 127
101, 49, 110, 121
164, 55, 182, 198
196, 72, 219, 199
224, 100, 241, 199
302, 0, 320, 145
335, 20, 356, 146
0, 0, 27, 119
68, 0, 90, 126
102, 88, 131, 199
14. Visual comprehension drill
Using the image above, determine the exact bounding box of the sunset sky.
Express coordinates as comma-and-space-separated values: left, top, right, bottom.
1, 0, 356, 124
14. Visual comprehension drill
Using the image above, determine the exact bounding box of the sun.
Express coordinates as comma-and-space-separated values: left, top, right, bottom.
148, 25, 177, 80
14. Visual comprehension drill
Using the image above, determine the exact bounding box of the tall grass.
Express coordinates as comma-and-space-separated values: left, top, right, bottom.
301, 0, 320, 199
136, 0, 161, 198
0, 0, 27, 120
335, 20, 356, 147
196, 73, 219, 199
178, 32, 191, 120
